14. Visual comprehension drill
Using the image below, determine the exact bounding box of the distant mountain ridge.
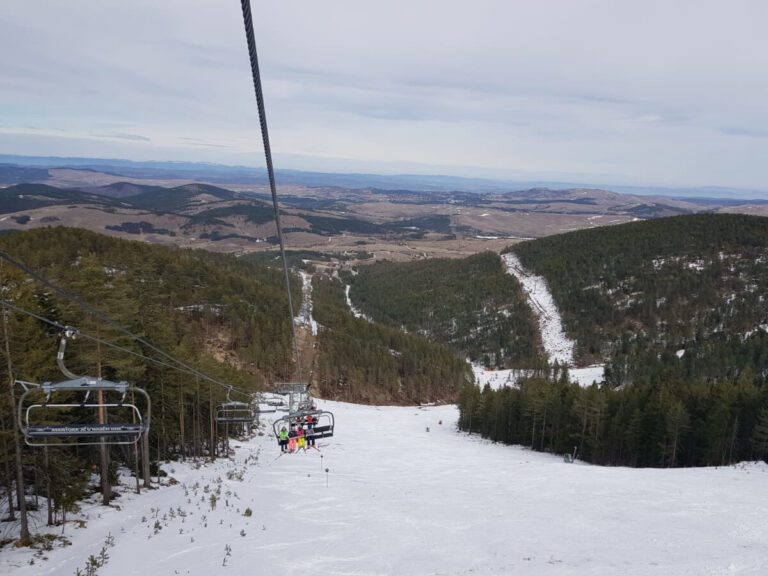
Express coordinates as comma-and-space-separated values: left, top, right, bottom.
4, 156, 768, 259
2, 153, 767, 200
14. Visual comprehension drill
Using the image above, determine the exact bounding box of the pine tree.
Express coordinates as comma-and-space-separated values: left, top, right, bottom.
664, 398, 690, 467
751, 407, 768, 462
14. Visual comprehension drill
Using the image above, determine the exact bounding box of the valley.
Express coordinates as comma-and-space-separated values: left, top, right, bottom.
1, 161, 760, 262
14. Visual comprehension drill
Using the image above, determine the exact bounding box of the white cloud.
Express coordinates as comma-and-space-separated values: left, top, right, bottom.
1, 0, 767, 189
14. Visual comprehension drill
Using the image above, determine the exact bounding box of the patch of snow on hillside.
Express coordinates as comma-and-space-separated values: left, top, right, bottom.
502, 253, 575, 367
686, 259, 705, 271
345, 284, 372, 322
474, 364, 604, 388
3, 401, 767, 576
296, 271, 320, 335
502, 253, 605, 386
569, 365, 605, 386
473, 364, 532, 389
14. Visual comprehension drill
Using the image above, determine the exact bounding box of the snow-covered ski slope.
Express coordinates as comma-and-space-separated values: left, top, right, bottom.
4, 401, 767, 575
502, 252, 575, 367
502, 252, 605, 386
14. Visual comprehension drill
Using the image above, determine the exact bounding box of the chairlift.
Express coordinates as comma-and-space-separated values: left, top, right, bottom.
273, 381, 311, 412
16, 377, 151, 447
251, 393, 277, 414
214, 387, 255, 424
215, 401, 255, 423
272, 408, 335, 446
264, 395, 289, 411
275, 382, 309, 395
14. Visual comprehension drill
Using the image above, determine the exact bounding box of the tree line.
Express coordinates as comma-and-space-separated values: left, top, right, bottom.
458, 375, 768, 468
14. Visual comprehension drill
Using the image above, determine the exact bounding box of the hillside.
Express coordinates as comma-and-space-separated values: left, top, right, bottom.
508, 214, 768, 384
0, 183, 125, 214
0, 226, 298, 442
346, 252, 544, 368
311, 274, 471, 404
2, 164, 754, 260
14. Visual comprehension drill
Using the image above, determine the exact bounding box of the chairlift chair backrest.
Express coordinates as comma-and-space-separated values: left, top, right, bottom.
214, 400, 255, 423
273, 381, 311, 413
272, 408, 335, 445
16, 378, 151, 447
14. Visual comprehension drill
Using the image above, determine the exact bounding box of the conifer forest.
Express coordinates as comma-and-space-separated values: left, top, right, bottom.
2, 214, 768, 546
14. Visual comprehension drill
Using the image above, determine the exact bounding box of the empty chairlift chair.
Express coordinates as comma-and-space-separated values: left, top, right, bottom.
214, 387, 255, 435
274, 381, 311, 412
252, 392, 278, 415
214, 400, 255, 423
16, 377, 151, 447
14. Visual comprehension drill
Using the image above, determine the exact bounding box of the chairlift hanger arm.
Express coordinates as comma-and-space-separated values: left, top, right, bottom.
57, 329, 81, 380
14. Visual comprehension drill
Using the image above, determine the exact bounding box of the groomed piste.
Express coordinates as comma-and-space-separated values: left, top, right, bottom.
2, 399, 767, 576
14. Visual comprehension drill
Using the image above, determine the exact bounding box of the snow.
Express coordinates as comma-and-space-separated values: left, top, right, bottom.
473, 364, 529, 389
569, 364, 605, 387
502, 253, 576, 367
473, 364, 604, 389
4, 401, 768, 575
344, 284, 372, 322
501, 253, 605, 386
502, 253, 609, 388
296, 271, 319, 335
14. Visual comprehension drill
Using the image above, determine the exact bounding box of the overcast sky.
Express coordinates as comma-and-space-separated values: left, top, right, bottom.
2, 1, 767, 190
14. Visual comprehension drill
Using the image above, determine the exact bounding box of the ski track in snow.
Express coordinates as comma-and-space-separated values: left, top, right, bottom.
296, 271, 319, 335
501, 253, 604, 386
3, 401, 767, 576
502, 252, 575, 366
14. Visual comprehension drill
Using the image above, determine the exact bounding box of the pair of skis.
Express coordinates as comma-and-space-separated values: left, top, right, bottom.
273, 445, 321, 462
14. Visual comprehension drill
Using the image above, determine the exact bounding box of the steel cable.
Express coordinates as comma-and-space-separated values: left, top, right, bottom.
240, 0, 303, 381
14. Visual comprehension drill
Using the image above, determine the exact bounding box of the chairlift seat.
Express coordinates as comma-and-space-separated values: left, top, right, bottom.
216, 415, 254, 423
26, 422, 145, 438
215, 401, 254, 424
16, 378, 151, 447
